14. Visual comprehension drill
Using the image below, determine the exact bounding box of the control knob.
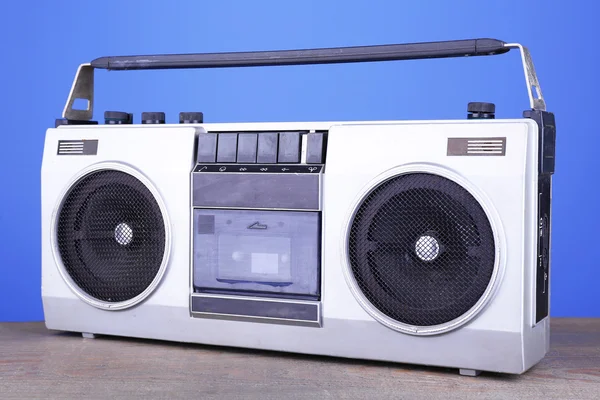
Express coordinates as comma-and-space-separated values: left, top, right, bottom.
104, 111, 132, 124
179, 112, 204, 124
467, 102, 495, 119
141, 112, 166, 124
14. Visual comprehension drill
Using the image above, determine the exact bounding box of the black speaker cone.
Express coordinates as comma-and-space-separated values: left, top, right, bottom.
56, 169, 167, 305
348, 173, 496, 327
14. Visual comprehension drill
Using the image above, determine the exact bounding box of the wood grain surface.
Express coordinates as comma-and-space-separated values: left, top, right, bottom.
0, 318, 599, 399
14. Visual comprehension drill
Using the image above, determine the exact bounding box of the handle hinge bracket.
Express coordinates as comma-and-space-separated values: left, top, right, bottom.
504, 43, 546, 111
62, 64, 94, 120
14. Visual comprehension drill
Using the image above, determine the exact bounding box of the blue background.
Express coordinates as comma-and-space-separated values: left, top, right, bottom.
1, 0, 598, 321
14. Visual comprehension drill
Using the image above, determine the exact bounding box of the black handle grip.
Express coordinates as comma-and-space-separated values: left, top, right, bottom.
91, 38, 509, 71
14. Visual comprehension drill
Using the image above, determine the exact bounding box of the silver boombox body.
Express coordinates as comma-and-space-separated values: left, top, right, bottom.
41, 39, 556, 376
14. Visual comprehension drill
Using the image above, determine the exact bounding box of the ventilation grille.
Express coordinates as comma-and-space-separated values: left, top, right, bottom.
447, 137, 506, 156
348, 173, 496, 328
57, 140, 98, 155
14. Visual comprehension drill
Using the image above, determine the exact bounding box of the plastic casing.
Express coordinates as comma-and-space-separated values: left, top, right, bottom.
41, 117, 549, 375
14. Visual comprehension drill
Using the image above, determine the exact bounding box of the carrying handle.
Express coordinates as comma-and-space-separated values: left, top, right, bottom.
90, 38, 508, 70
62, 38, 545, 121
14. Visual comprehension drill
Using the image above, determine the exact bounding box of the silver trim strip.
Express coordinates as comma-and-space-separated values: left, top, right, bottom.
192, 171, 323, 175
192, 206, 321, 212
193, 292, 318, 304
190, 294, 322, 327
191, 170, 323, 211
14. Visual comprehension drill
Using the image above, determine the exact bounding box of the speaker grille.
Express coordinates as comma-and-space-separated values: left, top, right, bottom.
348, 173, 496, 327
56, 169, 166, 304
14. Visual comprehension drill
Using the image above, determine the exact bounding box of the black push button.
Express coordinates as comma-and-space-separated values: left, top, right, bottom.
141, 112, 165, 124
306, 132, 325, 164
467, 102, 495, 119
104, 111, 132, 124
237, 133, 258, 163
278, 132, 301, 163
197, 133, 218, 163
257, 133, 278, 163
217, 133, 238, 163
180, 112, 204, 123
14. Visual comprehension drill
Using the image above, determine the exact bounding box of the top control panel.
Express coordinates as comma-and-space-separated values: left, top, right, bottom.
193, 131, 327, 174
79, 110, 328, 174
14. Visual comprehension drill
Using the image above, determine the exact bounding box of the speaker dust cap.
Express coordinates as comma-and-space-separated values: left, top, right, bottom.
53, 166, 169, 310
347, 172, 497, 334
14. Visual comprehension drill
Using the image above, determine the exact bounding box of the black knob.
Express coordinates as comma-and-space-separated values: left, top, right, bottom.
104, 111, 132, 124
141, 112, 165, 124
467, 102, 495, 119
179, 112, 204, 124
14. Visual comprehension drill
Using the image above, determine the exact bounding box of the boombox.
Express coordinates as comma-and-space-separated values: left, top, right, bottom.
41, 38, 556, 376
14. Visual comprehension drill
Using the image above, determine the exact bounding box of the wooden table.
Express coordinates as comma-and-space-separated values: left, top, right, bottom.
1, 318, 599, 399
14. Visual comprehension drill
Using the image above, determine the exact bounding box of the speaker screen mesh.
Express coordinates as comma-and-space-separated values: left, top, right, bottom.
348, 173, 496, 327
56, 169, 166, 304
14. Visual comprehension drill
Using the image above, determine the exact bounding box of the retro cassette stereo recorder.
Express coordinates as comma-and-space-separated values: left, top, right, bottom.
41, 38, 556, 376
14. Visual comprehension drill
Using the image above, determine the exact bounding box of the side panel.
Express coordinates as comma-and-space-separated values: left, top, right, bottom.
535, 175, 552, 322
523, 110, 556, 324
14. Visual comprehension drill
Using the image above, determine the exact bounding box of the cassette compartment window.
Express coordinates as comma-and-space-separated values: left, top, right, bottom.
193, 209, 321, 300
